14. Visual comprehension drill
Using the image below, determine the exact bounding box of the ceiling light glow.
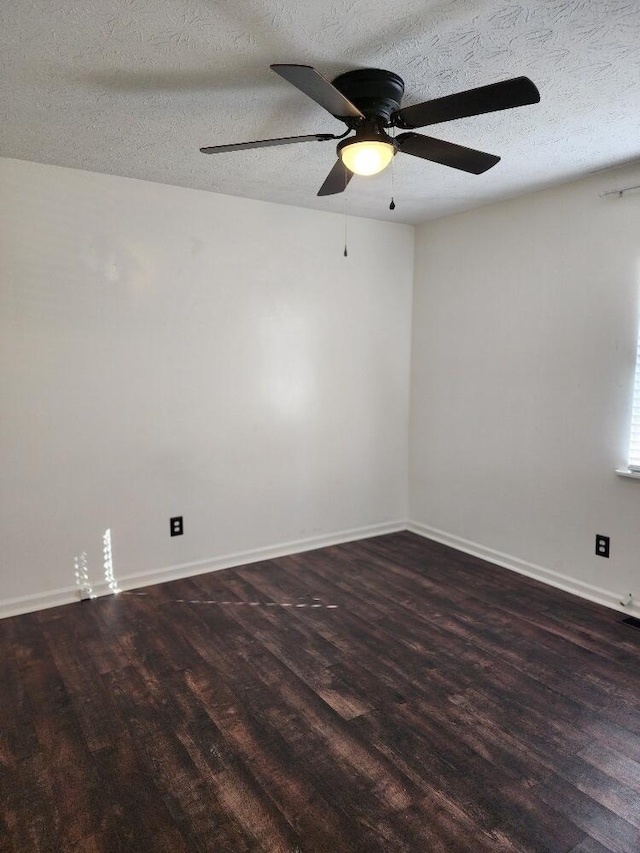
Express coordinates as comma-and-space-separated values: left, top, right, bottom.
339, 140, 394, 176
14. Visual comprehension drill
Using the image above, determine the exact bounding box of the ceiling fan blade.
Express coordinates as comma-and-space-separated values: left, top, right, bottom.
393, 77, 540, 129
317, 160, 354, 196
396, 132, 500, 174
271, 64, 365, 121
200, 133, 337, 154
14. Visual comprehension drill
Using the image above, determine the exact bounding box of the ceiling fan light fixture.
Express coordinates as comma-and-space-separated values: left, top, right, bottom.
338, 139, 394, 176
202, 65, 540, 196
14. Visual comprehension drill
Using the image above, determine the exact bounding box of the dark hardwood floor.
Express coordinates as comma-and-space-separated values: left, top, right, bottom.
2, 531, 640, 852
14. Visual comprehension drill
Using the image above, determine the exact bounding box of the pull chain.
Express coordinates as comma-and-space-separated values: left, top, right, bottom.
343, 170, 348, 257
390, 128, 396, 211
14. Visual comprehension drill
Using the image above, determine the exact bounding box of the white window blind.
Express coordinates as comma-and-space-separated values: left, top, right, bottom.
629, 330, 640, 471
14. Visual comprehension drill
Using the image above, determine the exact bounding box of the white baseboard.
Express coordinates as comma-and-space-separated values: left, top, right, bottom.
0, 585, 83, 620
407, 520, 640, 619
6, 519, 636, 622
0, 520, 406, 620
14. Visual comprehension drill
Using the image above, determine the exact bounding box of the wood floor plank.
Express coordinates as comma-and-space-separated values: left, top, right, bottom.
41, 617, 125, 753
89, 740, 192, 852
2, 531, 640, 852
533, 773, 640, 853
578, 742, 640, 794
314, 544, 639, 719
199, 570, 374, 720
174, 665, 361, 853
169, 618, 390, 850
554, 755, 640, 828
0, 753, 61, 853
569, 837, 618, 853
0, 651, 38, 767
274, 557, 593, 760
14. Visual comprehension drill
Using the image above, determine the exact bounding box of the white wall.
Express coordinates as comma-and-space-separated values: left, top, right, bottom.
6, 153, 640, 620
410, 162, 640, 614
0, 158, 413, 615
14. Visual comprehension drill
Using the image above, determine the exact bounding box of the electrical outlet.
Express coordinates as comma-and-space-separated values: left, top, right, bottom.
595, 534, 609, 558
170, 516, 183, 537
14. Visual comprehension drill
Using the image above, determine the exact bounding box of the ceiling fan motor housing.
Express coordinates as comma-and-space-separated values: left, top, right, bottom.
336, 124, 394, 158
331, 68, 405, 124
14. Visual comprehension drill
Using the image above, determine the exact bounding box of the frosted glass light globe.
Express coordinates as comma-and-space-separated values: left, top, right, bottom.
340, 140, 394, 176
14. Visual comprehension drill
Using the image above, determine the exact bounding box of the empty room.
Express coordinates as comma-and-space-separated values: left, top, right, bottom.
2, 1, 640, 851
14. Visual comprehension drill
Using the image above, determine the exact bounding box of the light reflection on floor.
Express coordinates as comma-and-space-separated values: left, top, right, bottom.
123, 592, 339, 608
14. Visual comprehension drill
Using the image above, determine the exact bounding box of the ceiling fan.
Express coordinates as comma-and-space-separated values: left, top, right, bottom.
200, 65, 540, 196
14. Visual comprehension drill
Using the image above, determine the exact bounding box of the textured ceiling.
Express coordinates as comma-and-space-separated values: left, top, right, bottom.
1, 0, 639, 224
